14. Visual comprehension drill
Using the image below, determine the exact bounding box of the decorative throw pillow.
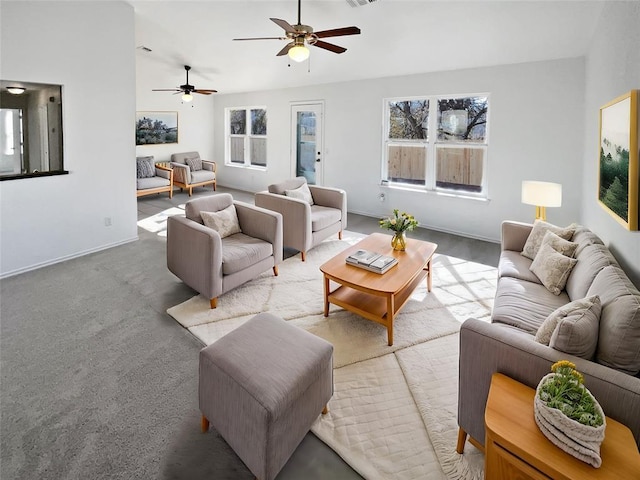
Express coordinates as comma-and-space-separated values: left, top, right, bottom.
530, 243, 578, 295
285, 182, 314, 205
549, 296, 601, 359
535, 295, 601, 346
136, 156, 155, 179
201, 204, 242, 238
521, 220, 576, 260
540, 230, 578, 258
186, 157, 203, 172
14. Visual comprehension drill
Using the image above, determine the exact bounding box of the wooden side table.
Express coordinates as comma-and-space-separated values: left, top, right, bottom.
484, 373, 640, 480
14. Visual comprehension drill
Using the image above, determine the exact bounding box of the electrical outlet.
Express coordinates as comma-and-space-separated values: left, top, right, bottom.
378, 192, 386, 202
104, 217, 112, 227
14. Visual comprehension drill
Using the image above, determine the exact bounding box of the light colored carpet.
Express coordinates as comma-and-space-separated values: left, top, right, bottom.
167, 232, 495, 479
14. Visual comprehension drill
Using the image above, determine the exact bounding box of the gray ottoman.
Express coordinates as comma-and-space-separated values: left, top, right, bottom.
199, 312, 334, 480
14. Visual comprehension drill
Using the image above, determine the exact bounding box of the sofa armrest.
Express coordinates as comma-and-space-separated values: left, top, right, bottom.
235, 201, 283, 265
458, 318, 640, 449
202, 160, 216, 173
501, 220, 533, 252
308, 185, 347, 229
254, 191, 312, 251
155, 165, 172, 182
171, 162, 191, 185
167, 215, 223, 299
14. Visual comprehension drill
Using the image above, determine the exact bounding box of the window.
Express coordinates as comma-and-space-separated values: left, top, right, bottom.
225, 107, 267, 167
383, 94, 489, 196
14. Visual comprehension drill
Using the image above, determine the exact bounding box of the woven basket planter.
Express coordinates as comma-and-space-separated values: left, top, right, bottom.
534, 373, 606, 468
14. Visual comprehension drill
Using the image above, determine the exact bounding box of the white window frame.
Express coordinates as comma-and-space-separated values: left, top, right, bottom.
224, 106, 267, 169
382, 93, 490, 198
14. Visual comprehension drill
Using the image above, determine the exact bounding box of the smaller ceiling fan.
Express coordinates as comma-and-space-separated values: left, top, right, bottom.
233, 0, 361, 62
152, 65, 217, 102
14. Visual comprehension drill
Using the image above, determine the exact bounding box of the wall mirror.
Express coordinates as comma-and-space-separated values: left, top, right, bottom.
0, 80, 66, 180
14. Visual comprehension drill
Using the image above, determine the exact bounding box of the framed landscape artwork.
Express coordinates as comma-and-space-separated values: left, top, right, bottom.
136, 111, 178, 145
598, 90, 638, 230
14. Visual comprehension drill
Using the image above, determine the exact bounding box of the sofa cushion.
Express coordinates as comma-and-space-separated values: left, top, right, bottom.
310, 205, 342, 231
492, 276, 570, 334
571, 225, 605, 256
285, 182, 314, 205
521, 220, 575, 260
566, 244, 619, 301
498, 251, 541, 284
191, 169, 216, 184
221, 233, 273, 275
201, 204, 242, 239
546, 296, 601, 359
136, 156, 156, 179
137, 176, 170, 190
530, 243, 578, 295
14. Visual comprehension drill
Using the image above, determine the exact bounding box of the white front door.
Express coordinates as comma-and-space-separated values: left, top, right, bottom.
291, 102, 324, 185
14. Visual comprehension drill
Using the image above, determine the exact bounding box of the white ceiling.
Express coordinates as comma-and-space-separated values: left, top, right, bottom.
131, 1, 605, 95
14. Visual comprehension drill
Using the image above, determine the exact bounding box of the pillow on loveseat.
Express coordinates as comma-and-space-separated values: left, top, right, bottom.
530, 243, 578, 295
521, 220, 576, 260
534, 295, 601, 359
136, 156, 156, 179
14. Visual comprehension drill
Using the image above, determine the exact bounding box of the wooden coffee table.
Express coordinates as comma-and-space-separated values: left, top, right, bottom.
320, 232, 437, 346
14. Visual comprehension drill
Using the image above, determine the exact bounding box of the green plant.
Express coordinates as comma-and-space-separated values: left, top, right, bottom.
379, 209, 419, 233
538, 360, 604, 427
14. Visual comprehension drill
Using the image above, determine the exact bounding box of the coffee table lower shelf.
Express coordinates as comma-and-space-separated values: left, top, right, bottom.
325, 269, 428, 345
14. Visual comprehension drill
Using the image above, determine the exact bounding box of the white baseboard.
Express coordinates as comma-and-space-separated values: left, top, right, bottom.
0, 236, 139, 279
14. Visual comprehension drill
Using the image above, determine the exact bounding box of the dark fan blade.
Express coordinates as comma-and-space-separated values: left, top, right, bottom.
270, 18, 296, 34
314, 26, 361, 38
152, 88, 181, 92
312, 40, 347, 54
233, 36, 287, 41
276, 42, 294, 56
193, 89, 217, 94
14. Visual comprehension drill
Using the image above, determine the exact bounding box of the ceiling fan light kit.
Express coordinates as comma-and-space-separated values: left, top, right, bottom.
233, 0, 360, 61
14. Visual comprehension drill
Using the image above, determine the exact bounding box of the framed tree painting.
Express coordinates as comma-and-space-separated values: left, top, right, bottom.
598, 90, 638, 230
136, 111, 178, 145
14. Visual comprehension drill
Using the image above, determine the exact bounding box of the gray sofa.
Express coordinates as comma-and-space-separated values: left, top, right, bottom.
457, 220, 640, 452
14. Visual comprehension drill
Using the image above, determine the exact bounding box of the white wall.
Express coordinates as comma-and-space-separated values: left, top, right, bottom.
582, 1, 640, 286
0, 1, 137, 277
213, 58, 585, 242
134, 58, 215, 162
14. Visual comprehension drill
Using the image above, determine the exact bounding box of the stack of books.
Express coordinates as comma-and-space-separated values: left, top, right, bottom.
345, 249, 398, 274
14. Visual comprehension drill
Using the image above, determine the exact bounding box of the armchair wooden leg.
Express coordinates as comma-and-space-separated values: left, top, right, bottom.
213, 181, 216, 191
210, 298, 217, 309
322, 405, 328, 415
456, 427, 467, 454
301, 251, 306, 262
201, 415, 210, 433
273, 266, 279, 276
188, 187, 193, 196
338, 231, 342, 240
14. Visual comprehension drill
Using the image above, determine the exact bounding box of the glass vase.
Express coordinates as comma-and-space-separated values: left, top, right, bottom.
391, 231, 407, 251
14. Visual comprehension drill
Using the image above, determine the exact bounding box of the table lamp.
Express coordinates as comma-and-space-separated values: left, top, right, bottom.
521, 181, 562, 221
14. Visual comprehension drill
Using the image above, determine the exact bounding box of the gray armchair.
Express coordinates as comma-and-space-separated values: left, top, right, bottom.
170, 151, 216, 196
254, 177, 347, 261
136, 156, 174, 198
167, 194, 283, 309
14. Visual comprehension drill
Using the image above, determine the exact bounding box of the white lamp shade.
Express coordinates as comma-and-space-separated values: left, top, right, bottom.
288, 45, 310, 62
521, 181, 562, 207
182, 92, 193, 102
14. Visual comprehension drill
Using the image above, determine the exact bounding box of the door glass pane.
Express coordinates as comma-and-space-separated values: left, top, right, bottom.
296, 111, 316, 184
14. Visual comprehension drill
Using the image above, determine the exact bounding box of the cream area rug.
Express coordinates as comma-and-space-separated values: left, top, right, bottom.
167, 232, 496, 479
